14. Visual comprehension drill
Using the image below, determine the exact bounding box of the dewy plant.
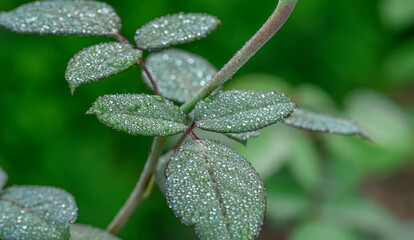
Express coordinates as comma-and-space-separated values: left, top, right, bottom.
0, 0, 368, 239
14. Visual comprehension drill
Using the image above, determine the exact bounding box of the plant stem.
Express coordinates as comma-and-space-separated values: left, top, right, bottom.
114, 33, 131, 45
139, 58, 161, 96
180, 0, 298, 114
107, 137, 167, 234
107, 0, 298, 234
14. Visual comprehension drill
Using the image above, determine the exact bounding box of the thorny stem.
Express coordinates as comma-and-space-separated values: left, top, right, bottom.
181, 0, 298, 114
107, 137, 167, 234
107, 0, 298, 234
139, 58, 161, 96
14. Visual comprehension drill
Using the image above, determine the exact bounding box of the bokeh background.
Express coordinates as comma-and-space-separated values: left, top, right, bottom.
1, 0, 414, 239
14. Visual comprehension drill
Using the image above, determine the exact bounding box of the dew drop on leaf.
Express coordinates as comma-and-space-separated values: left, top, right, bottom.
0, 0, 121, 36
195, 90, 296, 133
65, 42, 142, 93
166, 139, 266, 240
135, 13, 220, 50
87, 94, 188, 136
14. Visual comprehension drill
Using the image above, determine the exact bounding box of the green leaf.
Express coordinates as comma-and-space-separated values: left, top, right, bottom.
166, 139, 266, 240
0, 186, 77, 240
225, 130, 260, 145
0, 1, 121, 36
70, 224, 121, 240
143, 48, 217, 102
155, 151, 173, 195
283, 109, 368, 139
194, 90, 296, 133
135, 13, 220, 50
66, 42, 142, 93
87, 94, 188, 136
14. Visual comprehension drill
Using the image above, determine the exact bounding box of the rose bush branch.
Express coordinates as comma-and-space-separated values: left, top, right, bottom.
106, 0, 298, 234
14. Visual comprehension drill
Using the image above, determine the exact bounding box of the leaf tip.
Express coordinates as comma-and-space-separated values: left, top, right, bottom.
359, 130, 371, 141
70, 86, 76, 96
85, 106, 97, 115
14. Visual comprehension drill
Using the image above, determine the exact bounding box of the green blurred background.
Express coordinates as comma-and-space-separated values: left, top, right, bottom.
1, 0, 414, 239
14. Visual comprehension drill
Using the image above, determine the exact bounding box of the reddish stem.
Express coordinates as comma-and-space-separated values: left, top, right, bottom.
139, 59, 161, 96
189, 122, 200, 141
114, 33, 131, 45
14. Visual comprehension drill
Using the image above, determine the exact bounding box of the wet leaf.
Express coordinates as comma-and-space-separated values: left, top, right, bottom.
225, 130, 260, 145
0, 1, 121, 36
70, 224, 120, 240
194, 90, 295, 133
143, 48, 217, 102
87, 94, 188, 136
155, 151, 173, 195
166, 139, 266, 240
0, 186, 78, 240
66, 42, 142, 93
0, 167, 7, 190
135, 13, 219, 50
283, 109, 368, 139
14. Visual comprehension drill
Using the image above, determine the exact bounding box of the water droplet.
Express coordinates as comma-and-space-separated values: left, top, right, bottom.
240, 228, 249, 235
127, 104, 140, 111
109, 62, 124, 68
152, 95, 163, 101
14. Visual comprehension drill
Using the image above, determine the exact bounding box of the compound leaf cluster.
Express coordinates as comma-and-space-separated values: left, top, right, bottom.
0, 1, 371, 239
